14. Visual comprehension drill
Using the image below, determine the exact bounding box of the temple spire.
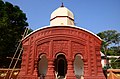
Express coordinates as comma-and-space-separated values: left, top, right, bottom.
50, 4, 74, 26
61, 2, 64, 7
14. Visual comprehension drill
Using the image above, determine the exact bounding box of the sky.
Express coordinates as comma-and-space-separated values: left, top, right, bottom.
4, 0, 120, 34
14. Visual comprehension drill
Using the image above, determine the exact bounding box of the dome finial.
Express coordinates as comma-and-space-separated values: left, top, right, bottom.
61, 2, 64, 7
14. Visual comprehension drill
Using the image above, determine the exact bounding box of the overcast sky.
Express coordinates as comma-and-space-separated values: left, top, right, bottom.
4, 0, 120, 34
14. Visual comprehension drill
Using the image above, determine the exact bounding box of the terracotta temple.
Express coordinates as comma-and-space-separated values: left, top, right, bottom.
17, 5, 105, 79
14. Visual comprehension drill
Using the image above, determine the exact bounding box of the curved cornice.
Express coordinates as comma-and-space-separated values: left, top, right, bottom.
22, 25, 102, 41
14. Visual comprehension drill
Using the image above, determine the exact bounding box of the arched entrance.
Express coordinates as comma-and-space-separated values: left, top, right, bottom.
74, 55, 84, 79
54, 54, 67, 78
38, 55, 48, 79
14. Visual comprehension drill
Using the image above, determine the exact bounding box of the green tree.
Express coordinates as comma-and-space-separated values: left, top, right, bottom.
97, 30, 120, 69
108, 46, 120, 55
97, 30, 120, 55
0, 0, 28, 68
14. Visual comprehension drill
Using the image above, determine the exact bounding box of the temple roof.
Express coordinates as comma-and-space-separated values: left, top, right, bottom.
50, 5, 74, 26
50, 6, 74, 20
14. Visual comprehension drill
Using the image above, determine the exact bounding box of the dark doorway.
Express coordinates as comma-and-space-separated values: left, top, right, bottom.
58, 59, 65, 76
54, 54, 67, 78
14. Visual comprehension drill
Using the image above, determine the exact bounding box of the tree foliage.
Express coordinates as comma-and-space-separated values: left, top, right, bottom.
97, 30, 120, 69
97, 30, 120, 55
0, 0, 28, 67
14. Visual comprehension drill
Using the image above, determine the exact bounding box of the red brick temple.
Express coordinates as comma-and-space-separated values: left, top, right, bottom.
17, 5, 105, 79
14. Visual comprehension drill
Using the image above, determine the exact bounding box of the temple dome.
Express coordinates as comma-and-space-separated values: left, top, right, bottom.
50, 5, 74, 26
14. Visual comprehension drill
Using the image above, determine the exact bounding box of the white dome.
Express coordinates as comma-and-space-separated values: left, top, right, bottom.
50, 7, 74, 20
50, 6, 74, 26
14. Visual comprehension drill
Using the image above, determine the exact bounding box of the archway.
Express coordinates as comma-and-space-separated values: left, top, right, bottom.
74, 54, 84, 79
38, 55, 48, 79
54, 54, 67, 78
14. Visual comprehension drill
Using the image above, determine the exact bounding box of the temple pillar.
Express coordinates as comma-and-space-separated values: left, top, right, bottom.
45, 58, 55, 79
33, 58, 38, 78
66, 59, 76, 79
